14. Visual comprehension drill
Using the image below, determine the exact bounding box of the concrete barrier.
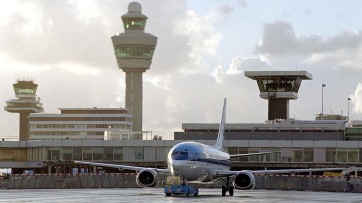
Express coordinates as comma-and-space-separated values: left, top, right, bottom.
73, 175, 81, 188
86, 175, 95, 188
7, 176, 16, 189
34, 175, 43, 189
42, 175, 51, 189
0, 178, 8, 189
94, 175, 102, 188
109, 174, 117, 188
118, 174, 125, 187
80, 175, 88, 188
102, 175, 110, 188
4, 173, 361, 192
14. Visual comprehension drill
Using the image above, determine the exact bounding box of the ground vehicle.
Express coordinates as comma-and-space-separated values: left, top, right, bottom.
164, 175, 198, 196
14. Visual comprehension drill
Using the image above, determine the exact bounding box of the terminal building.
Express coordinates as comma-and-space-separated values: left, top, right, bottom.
0, 139, 362, 174
1, 2, 362, 174
175, 121, 346, 141
1, 70, 362, 174
29, 108, 133, 140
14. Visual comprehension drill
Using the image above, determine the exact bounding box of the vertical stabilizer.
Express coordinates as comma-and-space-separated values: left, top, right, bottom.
214, 98, 227, 150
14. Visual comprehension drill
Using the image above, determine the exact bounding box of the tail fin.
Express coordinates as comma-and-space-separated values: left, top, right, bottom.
214, 98, 227, 150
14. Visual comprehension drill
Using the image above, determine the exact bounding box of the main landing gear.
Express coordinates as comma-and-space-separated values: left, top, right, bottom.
221, 176, 234, 196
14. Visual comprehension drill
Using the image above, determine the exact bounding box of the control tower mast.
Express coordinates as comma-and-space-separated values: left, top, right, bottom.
5, 80, 43, 141
245, 71, 312, 121
112, 2, 157, 139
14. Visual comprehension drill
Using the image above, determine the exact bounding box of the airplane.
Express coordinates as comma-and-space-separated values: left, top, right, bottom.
75, 98, 346, 196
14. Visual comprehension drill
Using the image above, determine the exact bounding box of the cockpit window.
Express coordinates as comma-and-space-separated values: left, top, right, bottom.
170, 143, 203, 161
171, 149, 188, 156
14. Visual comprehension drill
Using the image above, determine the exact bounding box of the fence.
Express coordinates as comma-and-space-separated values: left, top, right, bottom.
7, 173, 139, 189
4, 174, 362, 192
255, 174, 362, 192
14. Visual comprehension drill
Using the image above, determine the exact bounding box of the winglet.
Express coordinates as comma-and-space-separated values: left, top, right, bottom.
214, 98, 227, 150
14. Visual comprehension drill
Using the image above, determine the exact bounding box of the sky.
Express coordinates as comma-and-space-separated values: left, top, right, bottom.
1, 0, 362, 140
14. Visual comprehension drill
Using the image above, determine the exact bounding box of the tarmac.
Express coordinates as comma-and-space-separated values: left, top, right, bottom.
0, 188, 362, 203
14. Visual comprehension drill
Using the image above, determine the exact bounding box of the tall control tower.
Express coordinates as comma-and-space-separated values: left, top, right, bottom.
245, 71, 312, 121
112, 2, 157, 138
5, 80, 43, 141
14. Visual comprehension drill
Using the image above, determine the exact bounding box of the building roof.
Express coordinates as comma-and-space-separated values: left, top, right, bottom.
58, 107, 129, 114
244, 71, 312, 80
182, 120, 346, 131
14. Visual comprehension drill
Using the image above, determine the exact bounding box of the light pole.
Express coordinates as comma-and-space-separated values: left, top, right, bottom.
348, 98, 351, 121
321, 84, 326, 118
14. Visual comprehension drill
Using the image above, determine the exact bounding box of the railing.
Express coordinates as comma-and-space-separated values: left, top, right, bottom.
0, 136, 19, 141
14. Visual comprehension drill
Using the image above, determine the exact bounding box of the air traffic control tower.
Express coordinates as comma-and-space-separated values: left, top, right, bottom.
112, 2, 157, 138
5, 80, 43, 141
245, 71, 312, 121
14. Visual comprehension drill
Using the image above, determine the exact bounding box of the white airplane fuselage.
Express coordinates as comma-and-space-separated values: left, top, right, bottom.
167, 141, 231, 182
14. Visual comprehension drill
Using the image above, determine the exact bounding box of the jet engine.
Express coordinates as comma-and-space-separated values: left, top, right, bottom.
136, 168, 158, 187
233, 171, 256, 190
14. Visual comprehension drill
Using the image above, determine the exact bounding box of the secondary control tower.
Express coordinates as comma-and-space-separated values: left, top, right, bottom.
245, 71, 312, 121
112, 2, 157, 138
5, 80, 43, 141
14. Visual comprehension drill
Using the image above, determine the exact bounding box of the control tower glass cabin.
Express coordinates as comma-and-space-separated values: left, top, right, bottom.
4, 80, 43, 141
245, 71, 312, 121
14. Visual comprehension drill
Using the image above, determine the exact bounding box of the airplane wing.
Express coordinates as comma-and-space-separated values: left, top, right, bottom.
215, 167, 346, 176
230, 152, 273, 158
74, 161, 170, 173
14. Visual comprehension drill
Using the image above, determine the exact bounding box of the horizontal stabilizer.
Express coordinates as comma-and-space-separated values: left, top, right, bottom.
229, 152, 275, 158
74, 161, 169, 173
215, 168, 346, 176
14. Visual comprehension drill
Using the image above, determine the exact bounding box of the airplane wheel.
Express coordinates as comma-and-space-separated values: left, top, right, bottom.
229, 186, 234, 196
222, 186, 227, 196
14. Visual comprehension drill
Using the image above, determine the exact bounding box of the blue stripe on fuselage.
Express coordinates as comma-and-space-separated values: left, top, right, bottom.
171, 155, 231, 167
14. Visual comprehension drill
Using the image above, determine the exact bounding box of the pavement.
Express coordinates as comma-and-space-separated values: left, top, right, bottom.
0, 188, 361, 203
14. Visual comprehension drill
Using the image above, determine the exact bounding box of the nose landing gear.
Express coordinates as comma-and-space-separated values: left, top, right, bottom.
221, 176, 234, 196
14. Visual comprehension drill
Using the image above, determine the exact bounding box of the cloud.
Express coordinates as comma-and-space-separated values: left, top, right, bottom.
173, 10, 222, 74
212, 65, 224, 83
255, 21, 362, 72
351, 83, 362, 114
0, 0, 122, 69
255, 21, 322, 56
256, 21, 362, 56
227, 56, 272, 75
216, 4, 234, 15
235, 0, 247, 8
